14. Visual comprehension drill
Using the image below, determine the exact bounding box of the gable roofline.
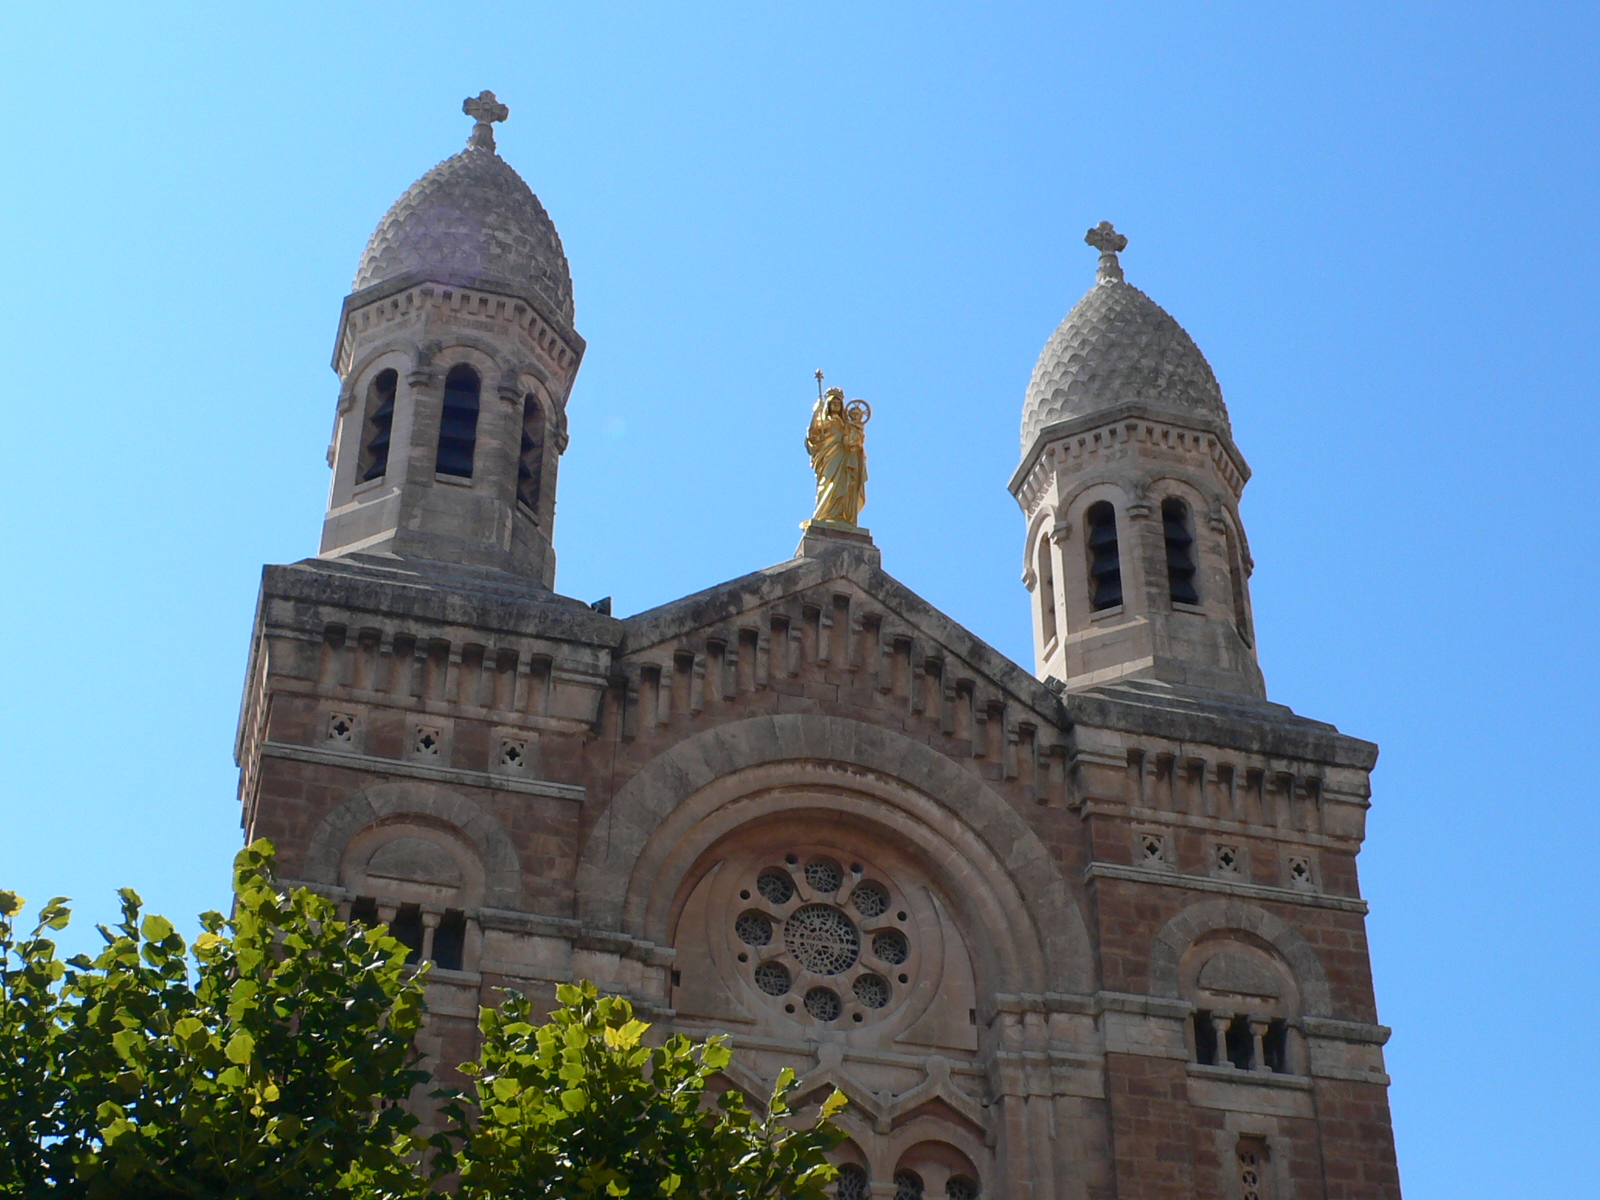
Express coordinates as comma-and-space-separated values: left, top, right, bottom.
619, 543, 1069, 725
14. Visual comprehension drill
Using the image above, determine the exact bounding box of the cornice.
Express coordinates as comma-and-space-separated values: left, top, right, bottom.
1083, 861, 1369, 913
332, 268, 585, 375
259, 740, 586, 802
1009, 401, 1253, 512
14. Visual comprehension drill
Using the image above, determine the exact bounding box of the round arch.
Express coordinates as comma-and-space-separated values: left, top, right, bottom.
302, 781, 521, 908
575, 714, 1092, 995
1149, 899, 1332, 1016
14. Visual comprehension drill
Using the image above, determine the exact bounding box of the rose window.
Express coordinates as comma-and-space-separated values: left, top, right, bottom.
730, 854, 917, 1027
757, 868, 795, 904
805, 857, 844, 893
735, 911, 772, 946
785, 904, 860, 975
754, 960, 792, 996
872, 929, 909, 964
804, 986, 842, 1020
853, 973, 890, 1009
851, 881, 889, 917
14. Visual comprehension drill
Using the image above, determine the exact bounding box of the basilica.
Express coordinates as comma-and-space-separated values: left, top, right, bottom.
233, 94, 1402, 1199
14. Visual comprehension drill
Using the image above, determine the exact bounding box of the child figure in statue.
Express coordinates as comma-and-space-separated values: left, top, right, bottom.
806, 385, 869, 527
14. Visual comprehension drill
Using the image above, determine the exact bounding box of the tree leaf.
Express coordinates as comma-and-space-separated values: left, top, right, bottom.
224, 1030, 256, 1065
141, 914, 175, 942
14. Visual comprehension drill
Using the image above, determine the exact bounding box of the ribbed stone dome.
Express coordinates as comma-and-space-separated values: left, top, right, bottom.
1022, 259, 1228, 450
353, 142, 574, 324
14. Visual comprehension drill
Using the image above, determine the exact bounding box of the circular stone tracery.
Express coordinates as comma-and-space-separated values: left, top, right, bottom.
851, 881, 889, 917
730, 852, 919, 1027
754, 960, 791, 996
805, 858, 844, 894
872, 929, 909, 964
735, 911, 772, 946
785, 904, 860, 975
757, 869, 795, 905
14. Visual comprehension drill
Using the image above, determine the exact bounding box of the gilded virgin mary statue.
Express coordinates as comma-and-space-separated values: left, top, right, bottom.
805, 385, 869, 527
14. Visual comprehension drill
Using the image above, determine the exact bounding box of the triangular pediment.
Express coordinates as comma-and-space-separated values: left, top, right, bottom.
616, 542, 1063, 730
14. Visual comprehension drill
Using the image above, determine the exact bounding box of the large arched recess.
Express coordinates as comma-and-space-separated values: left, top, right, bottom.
576, 714, 1092, 996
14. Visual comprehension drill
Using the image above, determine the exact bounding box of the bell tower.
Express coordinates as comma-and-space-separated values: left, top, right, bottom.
319, 92, 583, 586
1010, 223, 1265, 696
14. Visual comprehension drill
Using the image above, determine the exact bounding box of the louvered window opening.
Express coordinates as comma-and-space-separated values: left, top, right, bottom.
1163, 498, 1200, 604
1086, 501, 1122, 610
517, 393, 544, 510
359, 369, 397, 482
436, 364, 481, 478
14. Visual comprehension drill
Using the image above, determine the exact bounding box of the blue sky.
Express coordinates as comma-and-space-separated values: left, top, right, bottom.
1, 4, 1595, 1195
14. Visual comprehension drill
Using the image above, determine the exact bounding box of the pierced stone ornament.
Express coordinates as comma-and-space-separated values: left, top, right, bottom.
804, 986, 842, 1021
784, 904, 860, 975
836, 1164, 870, 1200
735, 911, 772, 946
871, 929, 909, 965
757, 868, 795, 905
853, 973, 890, 1009
851, 880, 889, 917
754, 960, 791, 996
805, 858, 843, 894
1288, 855, 1315, 890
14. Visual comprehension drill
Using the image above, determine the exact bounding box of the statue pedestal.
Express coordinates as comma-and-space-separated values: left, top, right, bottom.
796, 520, 880, 567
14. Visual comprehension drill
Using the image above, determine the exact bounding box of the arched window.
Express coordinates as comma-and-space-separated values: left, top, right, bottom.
1036, 533, 1057, 646
893, 1171, 925, 1200
834, 1164, 869, 1200
435, 364, 481, 478
1163, 498, 1200, 604
357, 368, 397, 483
1223, 520, 1253, 645
517, 392, 544, 511
1185, 943, 1300, 1075
1085, 501, 1122, 610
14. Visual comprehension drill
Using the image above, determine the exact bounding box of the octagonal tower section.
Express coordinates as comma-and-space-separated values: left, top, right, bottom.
1010, 223, 1264, 697
320, 92, 584, 587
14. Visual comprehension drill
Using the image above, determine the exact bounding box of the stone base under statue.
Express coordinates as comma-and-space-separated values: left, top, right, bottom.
796, 519, 880, 566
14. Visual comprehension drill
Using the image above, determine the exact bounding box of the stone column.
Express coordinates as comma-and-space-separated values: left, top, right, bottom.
420, 910, 441, 963
1249, 1018, 1271, 1073
1210, 1011, 1234, 1067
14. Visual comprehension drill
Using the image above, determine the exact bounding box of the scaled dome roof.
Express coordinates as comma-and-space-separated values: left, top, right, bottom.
1022, 224, 1228, 450
352, 93, 574, 325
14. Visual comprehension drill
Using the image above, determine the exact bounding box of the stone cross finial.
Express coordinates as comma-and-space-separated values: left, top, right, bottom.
1085, 221, 1128, 283
463, 90, 509, 152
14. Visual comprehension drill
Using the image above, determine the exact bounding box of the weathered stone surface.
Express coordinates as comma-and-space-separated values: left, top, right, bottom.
233, 127, 1400, 1197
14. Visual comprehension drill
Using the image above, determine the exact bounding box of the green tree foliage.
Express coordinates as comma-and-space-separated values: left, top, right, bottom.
3, 846, 848, 1200
0, 890, 79, 1192
0, 840, 430, 1199
437, 981, 847, 1200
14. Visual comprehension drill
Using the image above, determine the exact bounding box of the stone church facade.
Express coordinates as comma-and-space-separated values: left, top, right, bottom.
233, 96, 1402, 1199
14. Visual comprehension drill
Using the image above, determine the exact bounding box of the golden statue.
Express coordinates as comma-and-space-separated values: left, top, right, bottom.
805, 375, 869, 528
